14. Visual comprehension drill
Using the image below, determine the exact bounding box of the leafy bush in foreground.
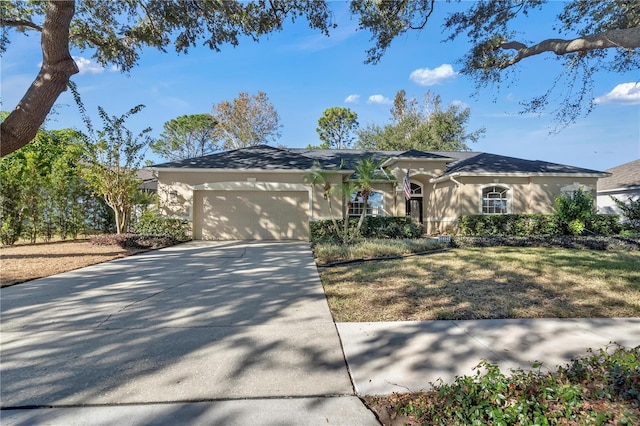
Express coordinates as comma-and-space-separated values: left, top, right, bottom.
311, 216, 423, 244
365, 344, 639, 426
131, 212, 190, 241
458, 214, 621, 237
451, 235, 640, 251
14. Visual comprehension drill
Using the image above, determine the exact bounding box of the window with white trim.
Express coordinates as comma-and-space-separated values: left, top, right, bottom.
482, 186, 510, 214
349, 191, 383, 217
409, 182, 422, 197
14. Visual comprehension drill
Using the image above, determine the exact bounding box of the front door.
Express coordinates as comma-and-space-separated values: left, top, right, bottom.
406, 197, 423, 223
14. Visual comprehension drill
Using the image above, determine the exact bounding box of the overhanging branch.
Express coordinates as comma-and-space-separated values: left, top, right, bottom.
1, 1, 78, 157
499, 27, 640, 68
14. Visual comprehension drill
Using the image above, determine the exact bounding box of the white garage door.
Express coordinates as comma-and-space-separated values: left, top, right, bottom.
194, 190, 309, 240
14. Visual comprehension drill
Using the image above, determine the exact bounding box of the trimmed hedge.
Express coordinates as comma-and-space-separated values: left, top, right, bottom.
132, 214, 190, 241
458, 214, 621, 237
451, 235, 640, 251
310, 216, 423, 243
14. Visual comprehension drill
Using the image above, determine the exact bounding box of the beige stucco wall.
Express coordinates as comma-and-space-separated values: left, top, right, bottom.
425, 175, 600, 233
156, 169, 344, 221
156, 166, 601, 237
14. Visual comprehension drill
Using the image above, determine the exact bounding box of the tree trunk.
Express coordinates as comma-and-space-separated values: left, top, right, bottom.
1, 1, 78, 157
351, 193, 370, 243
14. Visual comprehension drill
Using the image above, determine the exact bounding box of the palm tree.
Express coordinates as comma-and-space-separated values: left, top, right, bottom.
350, 157, 386, 242
304, 162, 341, 239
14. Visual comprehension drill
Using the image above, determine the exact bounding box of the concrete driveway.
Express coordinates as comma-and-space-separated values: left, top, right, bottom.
0, 241, 378, 425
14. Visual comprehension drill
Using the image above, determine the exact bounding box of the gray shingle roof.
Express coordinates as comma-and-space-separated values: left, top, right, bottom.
152, 145, 318, 170
289, 148, 450, 169
443, 152, 605, 175
151, 145, 607, 177
597, 159, 640, 192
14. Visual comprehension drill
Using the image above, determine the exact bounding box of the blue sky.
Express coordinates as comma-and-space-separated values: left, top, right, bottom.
1, 1, 638, 171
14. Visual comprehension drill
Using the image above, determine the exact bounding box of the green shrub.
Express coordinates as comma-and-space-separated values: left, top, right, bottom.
612, 196, 640, 232
451, 235, 640, 251
459, 213, 620, 237
458, 214, 563, 237
132, 211, 190, 241
310, 216, 422, 243
1, 220, 21, 246
554, 189, 596, 235
586, 214, 621, 235
384, 344, 640, 426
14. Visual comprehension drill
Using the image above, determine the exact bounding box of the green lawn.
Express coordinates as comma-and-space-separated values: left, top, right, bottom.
319, 246, 640, 322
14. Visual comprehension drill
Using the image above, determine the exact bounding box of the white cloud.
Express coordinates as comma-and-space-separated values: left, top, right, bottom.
594, 82, 640, 105
409, 64, 457, 86
367, 94, 392, 105
73, 56, 105, 75
344, 94, 360, 104
451, 100, 470, 109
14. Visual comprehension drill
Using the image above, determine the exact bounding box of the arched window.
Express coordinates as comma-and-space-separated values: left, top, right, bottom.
409, 182, 422, 197
349, 191, 384, 217
481, 186, 510, 214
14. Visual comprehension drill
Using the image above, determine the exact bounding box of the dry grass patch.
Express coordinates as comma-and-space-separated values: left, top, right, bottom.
320, 247, 640, 321
0, 241, 147, 287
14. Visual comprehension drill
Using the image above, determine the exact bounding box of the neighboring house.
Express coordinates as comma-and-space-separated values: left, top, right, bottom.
597, 159, 640, 218
136, 169, 158, 193
150, 145, 608, 240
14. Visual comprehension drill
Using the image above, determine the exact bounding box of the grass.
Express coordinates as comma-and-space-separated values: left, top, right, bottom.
364, 344, 640, 425
319, 246, 640, 322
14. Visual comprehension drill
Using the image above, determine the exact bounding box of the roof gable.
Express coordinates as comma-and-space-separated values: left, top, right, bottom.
598, 159, 640, 191
443, 152, 605, 175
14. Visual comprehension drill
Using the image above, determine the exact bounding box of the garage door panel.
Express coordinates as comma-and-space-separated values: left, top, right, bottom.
195, 190, 308, 240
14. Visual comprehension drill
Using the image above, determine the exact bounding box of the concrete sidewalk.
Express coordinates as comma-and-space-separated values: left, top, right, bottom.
337, 318, 640, 395
0, 241, 378, 425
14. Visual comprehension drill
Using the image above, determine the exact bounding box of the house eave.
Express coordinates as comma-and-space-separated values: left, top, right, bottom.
597, 185, 640, 195
150, 167, 350, 174
429, 172, 609, 184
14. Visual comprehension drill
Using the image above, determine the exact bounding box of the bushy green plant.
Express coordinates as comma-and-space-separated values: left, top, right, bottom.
310, 216, 423, 243
132, 211, 190, 241
554, 189, 596, 235
385, 344, 640, 426
458, 214, 563, 237
586, 214, 621, 235
612, 196, 640, 232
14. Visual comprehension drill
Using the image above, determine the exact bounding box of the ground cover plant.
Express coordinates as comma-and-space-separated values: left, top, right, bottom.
320, 246, 640, 322
364, 344, 640, 426
313, 238, 446, 264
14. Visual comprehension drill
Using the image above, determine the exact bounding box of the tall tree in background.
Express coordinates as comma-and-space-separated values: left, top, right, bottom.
351, 0, 640, 128
316, 107, 359, 149
150, 114, 218, 161
73, 85, 153, 234
356, 90, 485, 151
212, 91, 282, 149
